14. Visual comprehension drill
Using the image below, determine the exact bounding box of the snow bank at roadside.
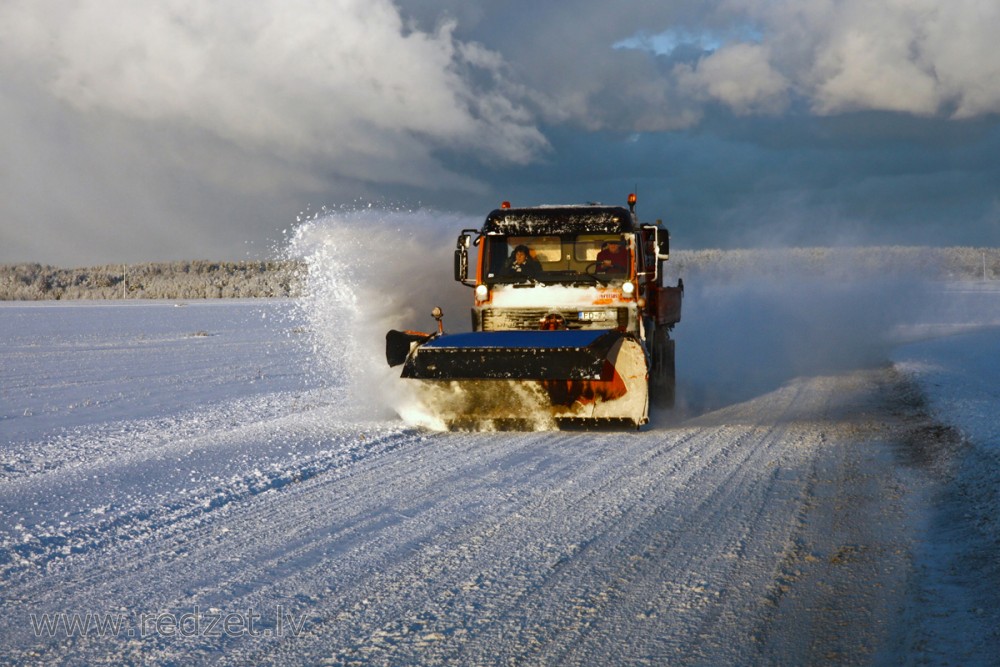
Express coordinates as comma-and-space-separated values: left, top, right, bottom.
891, 327, 1000, 664
893, 328, 1000, 447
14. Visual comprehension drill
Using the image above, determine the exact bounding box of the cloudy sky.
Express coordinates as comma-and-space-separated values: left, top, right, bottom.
2, 0, 1000, 265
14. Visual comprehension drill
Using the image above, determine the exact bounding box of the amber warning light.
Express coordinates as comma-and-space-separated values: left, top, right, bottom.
501, 201, 511, 209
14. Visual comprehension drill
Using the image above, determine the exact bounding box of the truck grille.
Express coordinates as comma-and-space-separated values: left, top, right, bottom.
481, 308, 628, 331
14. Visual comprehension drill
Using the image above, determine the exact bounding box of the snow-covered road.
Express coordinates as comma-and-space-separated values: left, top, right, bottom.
4, 296, 996, 665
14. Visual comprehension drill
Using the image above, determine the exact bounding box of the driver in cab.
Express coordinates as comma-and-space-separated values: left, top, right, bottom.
505, 244, 542, 278
596, 238, 628, 273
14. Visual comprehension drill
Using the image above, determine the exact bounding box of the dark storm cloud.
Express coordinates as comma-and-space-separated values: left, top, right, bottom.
446, 111, 1000, 250
1, 0, 999, 263
412, 0, 1000, 248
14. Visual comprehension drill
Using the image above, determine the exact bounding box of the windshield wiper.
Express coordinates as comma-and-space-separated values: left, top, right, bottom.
574, 272, 611, 286
504, 275, 541, 286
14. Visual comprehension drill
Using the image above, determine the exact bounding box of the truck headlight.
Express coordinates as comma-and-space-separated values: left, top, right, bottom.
475, 284, 489, 300
622, 281, 635, 295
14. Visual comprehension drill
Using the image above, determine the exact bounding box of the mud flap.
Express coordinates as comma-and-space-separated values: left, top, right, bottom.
649, 328, 675, 409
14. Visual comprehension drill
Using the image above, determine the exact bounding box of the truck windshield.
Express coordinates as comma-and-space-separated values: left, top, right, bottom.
481, 234, 630, 285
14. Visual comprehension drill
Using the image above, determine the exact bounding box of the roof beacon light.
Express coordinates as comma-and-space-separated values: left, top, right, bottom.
501, 201, 511, 209
627, 193, 637, 212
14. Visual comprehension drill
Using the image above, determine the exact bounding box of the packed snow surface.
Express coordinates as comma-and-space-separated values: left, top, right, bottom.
2, 211, 1000, 665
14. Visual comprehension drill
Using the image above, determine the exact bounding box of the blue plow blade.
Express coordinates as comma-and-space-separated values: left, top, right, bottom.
401, 329, 630, 381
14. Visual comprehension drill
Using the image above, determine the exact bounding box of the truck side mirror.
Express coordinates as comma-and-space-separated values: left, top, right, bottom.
657, 227, 670, 259
454, 234, 471, 283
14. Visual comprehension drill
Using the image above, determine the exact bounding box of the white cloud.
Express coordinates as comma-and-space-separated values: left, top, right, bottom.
0, 0, 547, 185
795, 1, 943, 115
734, 0, 1000, 118
677, 43, 789, 115
561, 0, 1000, 127
915, 1, 1000, 118
0, 0, 555, 263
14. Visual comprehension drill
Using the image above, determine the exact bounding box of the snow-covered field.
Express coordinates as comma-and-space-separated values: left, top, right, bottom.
2, 276, 1000, 664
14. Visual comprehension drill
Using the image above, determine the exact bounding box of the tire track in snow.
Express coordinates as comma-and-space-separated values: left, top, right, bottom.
0, 391, 409, 580
506, 383, 818, 666
235, 371, 918, 666
1, 368, 935, 666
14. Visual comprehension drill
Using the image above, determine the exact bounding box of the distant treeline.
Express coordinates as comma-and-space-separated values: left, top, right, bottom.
1, 247, 997, 300
0, 260, 303, 300
664, 246, 1000, 283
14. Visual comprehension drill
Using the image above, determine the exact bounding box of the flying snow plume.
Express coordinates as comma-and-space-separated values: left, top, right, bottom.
665, 250, 948, 416
285, 207, 476, 428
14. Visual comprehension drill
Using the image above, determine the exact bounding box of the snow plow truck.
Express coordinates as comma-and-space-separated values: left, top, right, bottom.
385, 194, 683, 429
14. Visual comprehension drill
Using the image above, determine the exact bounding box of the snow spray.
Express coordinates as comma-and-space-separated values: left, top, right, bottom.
284, 206, 477, 427
666, 253, 942, 416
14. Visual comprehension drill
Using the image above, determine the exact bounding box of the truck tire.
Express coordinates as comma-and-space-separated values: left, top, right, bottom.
650, 328, 675, 409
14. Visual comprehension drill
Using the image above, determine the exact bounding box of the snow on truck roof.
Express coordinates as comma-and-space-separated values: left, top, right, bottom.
482, 205, 637, 236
